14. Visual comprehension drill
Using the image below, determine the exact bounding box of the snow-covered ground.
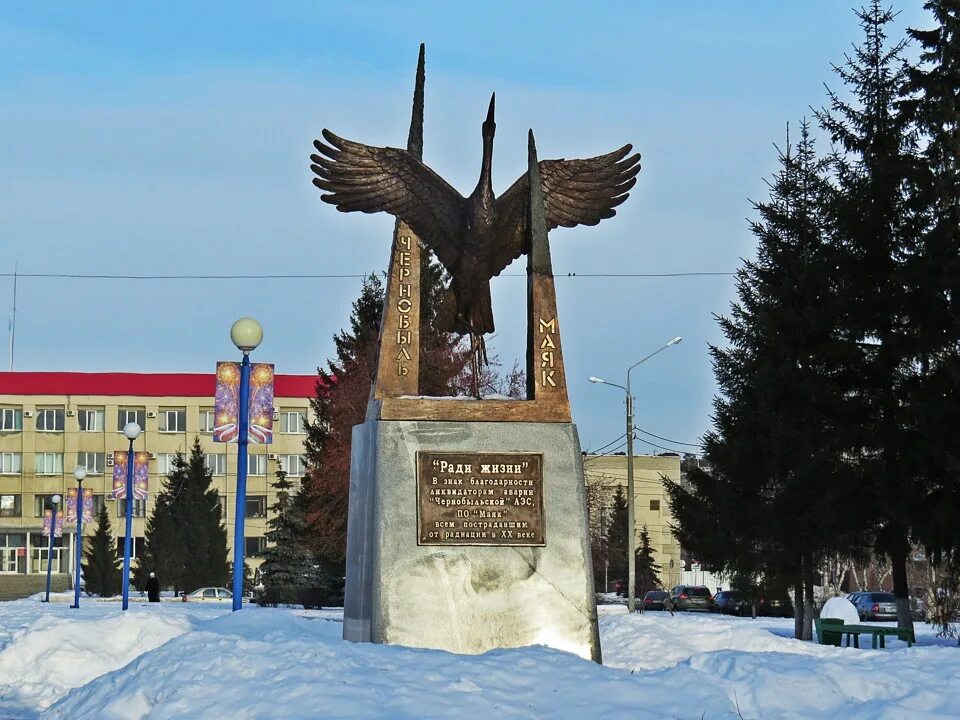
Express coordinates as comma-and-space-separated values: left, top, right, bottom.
0, 599, 957, 719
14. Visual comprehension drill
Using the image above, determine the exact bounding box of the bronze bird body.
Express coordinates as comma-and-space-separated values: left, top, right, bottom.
311, 94, 640, 337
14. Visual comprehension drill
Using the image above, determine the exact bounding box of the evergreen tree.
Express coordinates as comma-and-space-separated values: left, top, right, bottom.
904, 1, 960, 565
136, 451, 190, 592
635, 525, 662, 597
666, 122, 862, 639
604, 485, 629, 587
82, 504, 121, 597
258, 468, 328, 606
816, 0, 921, 635
301, 274, 385, 571
137, 440, 228, 592
178, 439, 229, 591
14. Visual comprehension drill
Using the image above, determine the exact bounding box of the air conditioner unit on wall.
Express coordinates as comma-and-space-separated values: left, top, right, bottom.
106, 495, 116, 502
66, 410, 75, 417
146, 411, 156, 419
23, 410, 33, 418
106, 459, 114, 467
107, 453, 114, 460
268, 453, 278, 461
148, 453, 156, 460
272, 412, 280, 421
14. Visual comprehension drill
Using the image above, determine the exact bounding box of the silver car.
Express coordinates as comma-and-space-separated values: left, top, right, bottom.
185, 587, 234, 603
853, 591, 897, 621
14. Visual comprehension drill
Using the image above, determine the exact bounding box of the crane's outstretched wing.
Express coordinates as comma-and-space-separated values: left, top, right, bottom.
311, 129, 466, 270
488, 145, 641, 277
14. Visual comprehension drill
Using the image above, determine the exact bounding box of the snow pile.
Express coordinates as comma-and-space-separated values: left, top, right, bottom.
821, 596, 860, 625
0, 606, 195, 715
0, 601, 957, 719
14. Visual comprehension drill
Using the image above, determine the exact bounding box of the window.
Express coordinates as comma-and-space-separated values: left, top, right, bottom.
117, 499, 147, 518
0, 407, 22, 432
76, 452, 105, 475
118, 409, 145, 432
199, 409, 215, 433
35, 453, 64, 475
246, 495, 267, 518
280, 455, 305, 477
0, 453, 21, 474
202, 588, 217, 598
245, 536, 266, 557
158, 409, 186, 433
78, 408, 105, 432
115, 536, 144, 559
36, 408, 64, 432
217, 588, 233, 599
650, 499, 661, 511
90, 494, 106, 518
279, 410, 306, 434
0, 495, 21, 517
248, 455, 267, 476
34, 494, 62, 517
204, 454, 227, 475
156, 453, 179, 476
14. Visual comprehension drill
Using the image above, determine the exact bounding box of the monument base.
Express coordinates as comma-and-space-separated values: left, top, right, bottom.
343, 419, 601, 663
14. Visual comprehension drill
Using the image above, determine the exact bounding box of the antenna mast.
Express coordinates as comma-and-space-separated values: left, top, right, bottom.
8, 263, 16, 372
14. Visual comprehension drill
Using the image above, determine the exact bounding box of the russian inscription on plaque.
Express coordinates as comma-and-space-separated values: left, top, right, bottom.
417, 452, 545, 546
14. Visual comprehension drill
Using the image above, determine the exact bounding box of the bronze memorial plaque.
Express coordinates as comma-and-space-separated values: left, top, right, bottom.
417, 452, 545, 546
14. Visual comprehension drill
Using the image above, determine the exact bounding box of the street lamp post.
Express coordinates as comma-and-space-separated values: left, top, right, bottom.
589, 336, 682, 613
230, 317, 263, 612
44, 494, 61, 603
71, 466, 87, 609
121, 422, 141, 611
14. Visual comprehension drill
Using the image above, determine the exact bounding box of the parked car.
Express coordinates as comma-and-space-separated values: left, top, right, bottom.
757, 593, 794, 618
846, 591, 864, 605
642, 590, 669, 611
852, 591, 897, 621
185, 587, 234, 603
713, 590, 744, 615
667, 585, 713, 612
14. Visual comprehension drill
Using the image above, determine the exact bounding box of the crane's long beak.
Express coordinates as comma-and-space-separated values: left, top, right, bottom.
486, 93, 495, 124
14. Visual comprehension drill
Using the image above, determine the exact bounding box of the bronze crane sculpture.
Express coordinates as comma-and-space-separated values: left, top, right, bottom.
310, 93, 640, 351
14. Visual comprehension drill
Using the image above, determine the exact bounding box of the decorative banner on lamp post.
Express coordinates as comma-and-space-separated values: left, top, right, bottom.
42, 510, 64, 538
66, 488, 95, 523
111, 451, 150, 500
213, 361, 275, 443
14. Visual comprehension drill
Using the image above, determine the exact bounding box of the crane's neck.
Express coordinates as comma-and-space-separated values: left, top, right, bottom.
474, 131, 494, 204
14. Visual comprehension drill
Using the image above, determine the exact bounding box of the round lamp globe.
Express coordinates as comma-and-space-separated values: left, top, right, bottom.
123, 422, 142, 440
74, 466, 87, 481
230, 317, 264, 353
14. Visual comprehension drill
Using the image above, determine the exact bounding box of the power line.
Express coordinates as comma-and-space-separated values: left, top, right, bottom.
0, 270, 734, 282
586, 432, 628, 455
634, 427, 701, 448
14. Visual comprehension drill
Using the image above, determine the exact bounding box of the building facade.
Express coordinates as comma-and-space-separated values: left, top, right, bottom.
0, 371, 316, 585
583, 453, 683, 591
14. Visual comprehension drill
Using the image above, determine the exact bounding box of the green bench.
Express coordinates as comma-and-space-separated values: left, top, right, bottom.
815, 618, 915, 648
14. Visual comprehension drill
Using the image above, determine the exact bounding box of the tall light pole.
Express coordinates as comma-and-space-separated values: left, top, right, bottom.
230, 317, 263, 611
589, 335, 682, 613
43, 494, 61, 603
121, 421, 141, 611
71, 466, 87, 609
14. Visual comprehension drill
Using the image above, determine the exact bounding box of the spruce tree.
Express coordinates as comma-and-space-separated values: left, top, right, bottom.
136, 451, 189, 592
82, 504, 121, 597
137, 440, 228, 592
635, 526, 662, 597
816, 0, 921, 635
178, 439, 229, 591
666, 121, 862, 639
258, 468, 327, 606
604, 486, 629, 588
904, 2, 960, 565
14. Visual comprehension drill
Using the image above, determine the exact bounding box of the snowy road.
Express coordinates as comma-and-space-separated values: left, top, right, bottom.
0, 599, 956, 719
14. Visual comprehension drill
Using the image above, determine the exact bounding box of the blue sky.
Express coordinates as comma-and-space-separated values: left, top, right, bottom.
0, 1, 930, 453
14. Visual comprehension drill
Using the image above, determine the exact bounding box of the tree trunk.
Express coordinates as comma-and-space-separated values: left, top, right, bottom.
889, 536, 915, 637
794, 572, 804, 640
802, 555, 814, 641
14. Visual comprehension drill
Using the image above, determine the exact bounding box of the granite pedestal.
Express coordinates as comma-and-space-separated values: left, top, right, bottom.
343, 419, 601, 662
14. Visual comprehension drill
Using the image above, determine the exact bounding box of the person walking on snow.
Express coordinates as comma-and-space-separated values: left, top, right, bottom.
146, 571, 160, 603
